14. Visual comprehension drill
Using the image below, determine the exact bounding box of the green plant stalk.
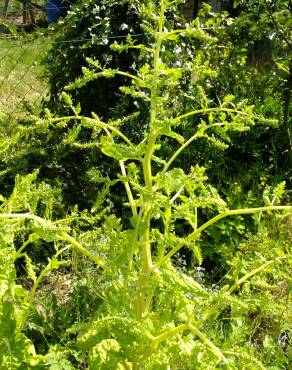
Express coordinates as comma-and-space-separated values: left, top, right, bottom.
197, 256, 289, 328
135, 0, 166, 321
142, 0, 166, 189
108, 70, 144, 84
19, 262, 51, 331
162, 122, 225, 173
46, 115, 133, 146
152, 205, 292, 270
0, 212, 51, 223
0, 213, 112, 274
15, 236, 39, 259
59, 232, 113, 275
140, 324, 228, 366
141, 210, 152, 272
228, 259, 274, 294
119, 160, 137, 217
122, 44, 154, 53
129, 208, 143, 271
173, 107, 248, 124
135, 208, 152, 319
19, 245, 70, 331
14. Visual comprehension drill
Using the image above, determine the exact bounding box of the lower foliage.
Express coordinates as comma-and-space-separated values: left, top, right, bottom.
0, 173, 290, 369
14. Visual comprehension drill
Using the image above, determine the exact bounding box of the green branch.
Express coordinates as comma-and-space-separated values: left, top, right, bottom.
58, 233, 113, 275
119, 160, 138, 217
15, 235, 40, 259
163, 122, 225, 173
46, 115, 133, 146
134, 0, 166, 322
0, 212, 50, 224
141, 323, 228, 365
0, 213, 113, 275
228, 259, 275, 294
152, 206, 292, 270
19, 245, 70, 331
108, 69, 145, 85
172, 107, 247, 124
196, 256, 288, 329
125, 44, 154, 53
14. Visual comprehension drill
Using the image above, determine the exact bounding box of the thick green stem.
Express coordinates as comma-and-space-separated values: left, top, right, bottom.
142, 33, 163, 190
119, 160, 137, 217
135, 209, 153, 319
58, 232, 113, 275
173, 107, 247, 124
135, 1, 166, 322
0, 213, 113, 275
19, 246, 70, 331
141, 214, 152, 272
142, 0, 165, 188
143, 133, 157, 191
152, 205, 291, 270
140, 324, 228, 365
163, 122, 225, 173
47, 115, 133, 146
129, 208, 143, 271
228, 259, 274, 294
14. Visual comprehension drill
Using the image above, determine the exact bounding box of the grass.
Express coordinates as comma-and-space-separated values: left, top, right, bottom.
0, 35, 50, 117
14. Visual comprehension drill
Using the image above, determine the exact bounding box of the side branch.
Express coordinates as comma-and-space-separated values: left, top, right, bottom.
163, 122, 225, 173
58, 233, 113, 274
45, 116, 133, 146
108, 69, 145, 85
0, 212, 48, 223
152, 206, 292, 270
228, 259, 275, 294
0, 213, 113, 275
196, 256, 288, 327
172, 107, 247, 124
19, 245, 70, 331
142, 324, 227, 365
119, 160, 138, 217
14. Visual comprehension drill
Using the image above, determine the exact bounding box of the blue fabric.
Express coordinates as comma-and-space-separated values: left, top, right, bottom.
46, 0, 65, 23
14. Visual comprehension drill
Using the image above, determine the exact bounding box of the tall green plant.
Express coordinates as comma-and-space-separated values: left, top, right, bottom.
1, 1, 291, 368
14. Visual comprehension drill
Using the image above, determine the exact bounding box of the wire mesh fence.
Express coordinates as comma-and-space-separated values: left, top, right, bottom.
0, 36, 50, 117
1, 1, 47, 118
0, 0, 77, 118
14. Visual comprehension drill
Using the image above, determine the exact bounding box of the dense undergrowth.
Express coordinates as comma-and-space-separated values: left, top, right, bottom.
0, 0, 291, 369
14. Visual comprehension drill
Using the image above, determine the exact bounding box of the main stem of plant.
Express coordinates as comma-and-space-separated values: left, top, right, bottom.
135, 1, 165, 321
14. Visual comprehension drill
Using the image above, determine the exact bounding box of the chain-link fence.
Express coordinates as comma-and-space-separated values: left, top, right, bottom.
0, 36, 51, 117
0, 0, 77, 118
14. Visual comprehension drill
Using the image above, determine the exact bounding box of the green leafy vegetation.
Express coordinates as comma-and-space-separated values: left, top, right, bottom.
0, 0, 291, 368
